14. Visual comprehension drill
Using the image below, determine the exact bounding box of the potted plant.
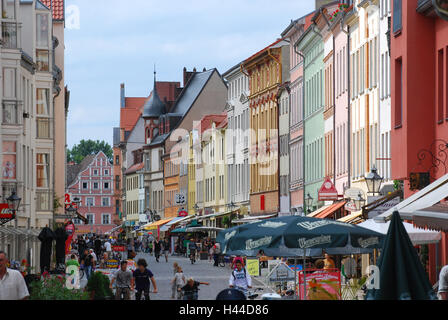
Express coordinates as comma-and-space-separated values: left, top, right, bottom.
29, 273, 89, 300
85, 271, 113, 300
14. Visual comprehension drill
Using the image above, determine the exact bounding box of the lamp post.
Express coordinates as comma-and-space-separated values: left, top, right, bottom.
305, 193, 313, 214
353, 192, 366, 212
6, 190, 21, 214
365, 166, 383, 195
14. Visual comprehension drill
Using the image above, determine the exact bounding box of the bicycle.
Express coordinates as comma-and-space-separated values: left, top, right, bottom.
189, 249, 196, 264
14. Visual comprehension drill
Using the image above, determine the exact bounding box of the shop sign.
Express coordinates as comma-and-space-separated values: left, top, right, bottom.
105, 259, 119, 269
367, 196, 400, 219
178, 210, 188, 217
268, 262, 296, 282
318, 177, 339, 201
0, 203, 13, 219
246, 259, 260, 277
112, 245, 125, 252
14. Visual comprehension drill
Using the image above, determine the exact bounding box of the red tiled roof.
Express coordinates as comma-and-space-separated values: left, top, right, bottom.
125, 162, 144, 175
119, 82, 181, 133
40, 0, 64, 21
195, 114, 227, 134
244, 38, 284, 65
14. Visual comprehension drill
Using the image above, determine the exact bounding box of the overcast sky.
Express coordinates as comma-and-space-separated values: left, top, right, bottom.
65, 0, 315, 148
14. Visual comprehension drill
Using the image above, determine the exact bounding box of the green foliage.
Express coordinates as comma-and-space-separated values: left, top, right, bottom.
67, 139, 113, 164
85, 271, 113, 300
29, 275, 89, 300
53, 193, 62, 211
222, 216, 231, 228
393, 180, 403, 191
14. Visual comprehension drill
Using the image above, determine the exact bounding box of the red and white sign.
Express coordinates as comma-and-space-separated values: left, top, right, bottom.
0, 203, 13, 219
318, 177, 339, 202
112, 245, 126, 252
178, 210, 188, 217
65, 221, 75, 254
344, 201, 358, 212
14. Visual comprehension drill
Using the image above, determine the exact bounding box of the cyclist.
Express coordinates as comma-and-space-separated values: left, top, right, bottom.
181, 277, 209, 300
188, 240, 197, 264
110, 261, 134, 300
229, 257, 252, 297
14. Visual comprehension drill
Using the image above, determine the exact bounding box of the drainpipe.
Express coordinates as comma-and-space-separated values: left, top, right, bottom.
293, 32, 306, 215
333, 31, 336, 189
341, 17, 351, 188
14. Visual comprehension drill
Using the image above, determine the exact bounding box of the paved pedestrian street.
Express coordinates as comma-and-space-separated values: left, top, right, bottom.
134, 253, 236, 300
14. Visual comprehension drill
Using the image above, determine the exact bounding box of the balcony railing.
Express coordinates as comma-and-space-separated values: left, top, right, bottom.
2, 100, 19, 125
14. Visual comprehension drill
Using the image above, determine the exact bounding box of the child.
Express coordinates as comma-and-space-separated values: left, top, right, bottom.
171, 262, 179, 298
172, 266, 186, 300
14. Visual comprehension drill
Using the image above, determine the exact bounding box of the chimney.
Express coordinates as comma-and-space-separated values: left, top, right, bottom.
120, 83, 125, 108
183, 67, 187, 88
203, 67, 206, 72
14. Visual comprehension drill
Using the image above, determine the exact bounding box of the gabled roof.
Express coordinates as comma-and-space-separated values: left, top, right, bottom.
124, 162, 144, 175
243, 38, 285, 65
40, 0, 64, 21
170, 69, 216, 115
194, 114, 227, 134
66, 154, 95, 187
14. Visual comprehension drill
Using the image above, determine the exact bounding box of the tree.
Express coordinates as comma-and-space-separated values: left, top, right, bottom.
67, 139, 113, 164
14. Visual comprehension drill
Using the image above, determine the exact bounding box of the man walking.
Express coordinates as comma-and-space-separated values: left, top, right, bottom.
133, 258, 157, 300
104, 239, 112, 259
154, 239, 161, 263
0, 251, 29, 300
83, 249, 94, 280
439, 264, 448, 300
110, 261, 134, 300
163, 238, 170, 263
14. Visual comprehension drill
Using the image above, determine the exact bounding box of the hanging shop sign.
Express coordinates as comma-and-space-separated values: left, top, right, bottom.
318, 177, 339, 202
112, 245, 126, 252
268, 262, 296, 282
0, 203, 14, 226
178, 209, 188, 217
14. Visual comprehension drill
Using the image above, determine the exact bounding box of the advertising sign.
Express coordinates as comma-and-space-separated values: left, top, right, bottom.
298, 269, 341, 300
0, 203, 13, 219
178, 209, 188, 217
246, 259, 260, 277
318, 177, 339, 201
105, 259, 119, 269
367, 196, 401, 219
268, 262, 296, 282
112, 245, 126, 252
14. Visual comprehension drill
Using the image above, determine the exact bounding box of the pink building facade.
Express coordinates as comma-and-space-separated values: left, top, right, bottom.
66, 152, 116, 236
332, 13, 350, 195
282, 13, 314, 215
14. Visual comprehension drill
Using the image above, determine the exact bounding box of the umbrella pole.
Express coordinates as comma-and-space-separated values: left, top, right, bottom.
303, 252, 306, 300
294, 257, 297, 299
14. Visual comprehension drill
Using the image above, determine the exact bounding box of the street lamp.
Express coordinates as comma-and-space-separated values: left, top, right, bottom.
365, 166, 383, 195
6, 191, 21, 213
352, 192, 366, 211
305, 193, 313, 213
66, 204, 77, 217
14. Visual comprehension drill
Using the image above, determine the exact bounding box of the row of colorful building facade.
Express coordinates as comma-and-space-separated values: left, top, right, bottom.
112, 0, 448, 282
0, 0, 68, 272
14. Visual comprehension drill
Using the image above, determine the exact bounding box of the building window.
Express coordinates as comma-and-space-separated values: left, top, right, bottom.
36, 49, 49, 72
86, 197, 94, 207
115, 199, 120, 215
93, 169, 98, 176
2, 0, 16, 19
115, 175, 120, 189
395, 58, 403, 128
115, 155, 119, 165
93, 182, 99, 189
82, 182, 88, 189
393, 0, 402, 34
104, 182, 110, 190
102, 214, 110, 225
2, 141, 16, 180
104, 169, 109, 176
86, 214, 94, 225
36, 153, 49, 188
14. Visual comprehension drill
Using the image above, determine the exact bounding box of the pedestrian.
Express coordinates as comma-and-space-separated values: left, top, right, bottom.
110, 261, 134, 300
83, 249, 94, 280
127, 239, 134, 257
77, 236, 86, 257
213, 242, 221, 267
188, 240, 197, 263
171, 262, 179, 298
154, 239, 161, 262
181, 277, 209, 300
94, 236, 102, 258
122, 251, 137, 272
89, 249, 97, 268
104, 239, 112, 259
229, 257, 252, 297
0, 251, 30, 300
133, 258, 157, 300
163, 238, 170, 263
439, 264, 448, 300
148, 241, 153, 255
171, 266, 186, 300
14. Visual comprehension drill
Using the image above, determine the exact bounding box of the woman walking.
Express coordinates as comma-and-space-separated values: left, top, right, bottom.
171, 265, 186, 300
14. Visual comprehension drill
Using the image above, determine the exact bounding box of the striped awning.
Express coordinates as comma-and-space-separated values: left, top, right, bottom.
143, 218, 174, 230
337, 211, 363, 224
314, 201, 347, 219
307, 204, 332, 218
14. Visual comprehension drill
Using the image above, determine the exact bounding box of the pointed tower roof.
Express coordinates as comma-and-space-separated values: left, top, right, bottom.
143, 69, 167, 118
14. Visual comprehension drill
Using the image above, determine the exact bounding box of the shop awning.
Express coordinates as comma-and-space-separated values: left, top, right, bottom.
307, 204, 332, 218
105, 225, 122, 235
337, 211, 363, 224
412, 203, 448, 232
142, 218, 174, 230
375, 173, 448, 222
197, 211, 233, 221
314, 201, 347, 219
231, 213, 278, 224
159, 216, 192, 232
358, 219, 442, 245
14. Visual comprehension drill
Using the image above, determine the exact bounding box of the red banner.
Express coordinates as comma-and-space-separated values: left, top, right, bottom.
112, 245, 125, 252
65, 221, 75, 254
0, 203, 13, 219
